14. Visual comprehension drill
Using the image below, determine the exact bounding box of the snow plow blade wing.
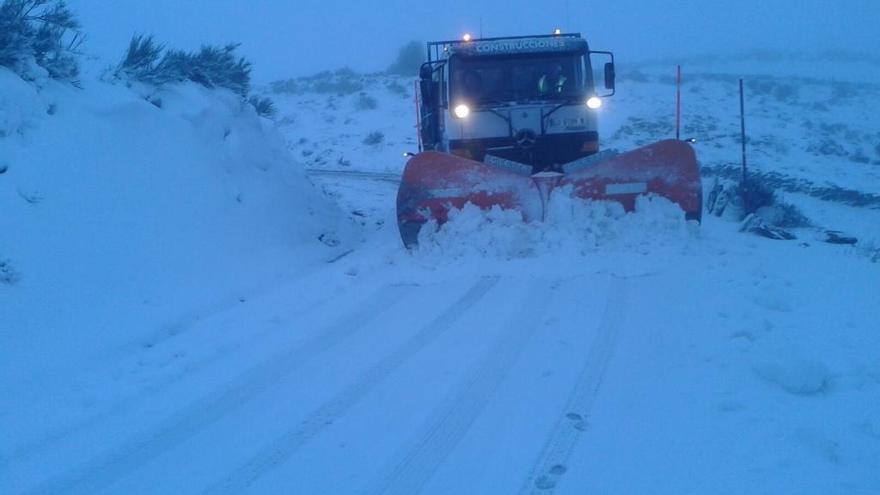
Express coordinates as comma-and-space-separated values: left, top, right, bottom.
396, 140, 702, 248
561, 139, 703, 221
396, 151, 539, 247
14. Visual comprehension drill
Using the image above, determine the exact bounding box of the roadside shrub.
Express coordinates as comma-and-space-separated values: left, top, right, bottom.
619, 70, 650, 83
807, 138, 848, 158
247, 95, 276, 118
116, 35, 251, 97
269, 69, 365, 96
748, 78, 800, 103
387, 40, 424, 76
772, 201, 812, 228
831, 82, 858, 101
0, 0, 83, 80
363, 131, 384, 146
115, 34, 164, 84
117, 34, 275, 118
737, 177, 775, 215
851, 149, 870, 164
355, 92, 377, 110
386, 80, 407, 96
611, 117, 674, 146
164, 44, 251, 96
0, 258, 21, 285
269, 78, 299, 94
313, 76, 363, 95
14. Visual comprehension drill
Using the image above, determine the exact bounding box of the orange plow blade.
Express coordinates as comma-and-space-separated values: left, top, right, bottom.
396, 139, 702, 247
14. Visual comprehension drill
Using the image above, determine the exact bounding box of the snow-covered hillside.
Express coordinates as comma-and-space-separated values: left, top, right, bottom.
0, 66, 353, 443
2, 51, 879, 495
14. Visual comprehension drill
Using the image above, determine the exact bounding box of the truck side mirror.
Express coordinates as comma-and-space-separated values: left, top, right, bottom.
604, 62, 616, 91
589, 50, 615, 97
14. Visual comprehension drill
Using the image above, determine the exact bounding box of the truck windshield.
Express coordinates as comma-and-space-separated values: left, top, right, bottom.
450, 53, 589, 105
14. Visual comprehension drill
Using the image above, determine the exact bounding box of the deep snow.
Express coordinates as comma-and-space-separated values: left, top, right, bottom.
0, 66, 354, 456
2, 52, 880, 495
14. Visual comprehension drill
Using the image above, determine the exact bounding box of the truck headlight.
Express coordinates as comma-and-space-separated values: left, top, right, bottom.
453, 104, 470, 119
586, 96, 602, 109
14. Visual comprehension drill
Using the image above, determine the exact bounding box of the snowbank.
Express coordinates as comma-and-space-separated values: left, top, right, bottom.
414, 194, 693, 259
0, 68, 353, 397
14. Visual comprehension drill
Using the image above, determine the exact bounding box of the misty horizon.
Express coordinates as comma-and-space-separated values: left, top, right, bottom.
68, 0, 879, 82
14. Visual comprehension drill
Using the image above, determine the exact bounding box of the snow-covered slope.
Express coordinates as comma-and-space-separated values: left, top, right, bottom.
0, 68, 353, 421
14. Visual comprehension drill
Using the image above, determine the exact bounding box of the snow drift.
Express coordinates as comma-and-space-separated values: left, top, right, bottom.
0, 67, 353, 398
415, 194, 692, 259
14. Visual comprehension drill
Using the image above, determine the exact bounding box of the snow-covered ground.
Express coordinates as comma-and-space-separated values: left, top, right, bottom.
2, 52, 879, 494
0, 65, 355, 489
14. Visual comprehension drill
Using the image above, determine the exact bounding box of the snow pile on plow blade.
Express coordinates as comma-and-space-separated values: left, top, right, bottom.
396, 139, 702, 247
415, 195, 692, 259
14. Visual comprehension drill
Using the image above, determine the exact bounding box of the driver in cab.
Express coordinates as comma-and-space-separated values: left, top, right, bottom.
538, 64, 567, 97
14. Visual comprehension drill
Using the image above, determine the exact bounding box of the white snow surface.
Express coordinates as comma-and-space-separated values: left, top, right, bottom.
0, 67, 353, 431
2, 57, 880, 495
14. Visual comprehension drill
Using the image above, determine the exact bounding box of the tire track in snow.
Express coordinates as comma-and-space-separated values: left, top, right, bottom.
8, 279, 342, 468
519, 276, 628, 494
9, 256, 356, 466
21, 284, 412, 495
129, 250, 351, 354
202, 275, 500, 495
364, 280, 557, 495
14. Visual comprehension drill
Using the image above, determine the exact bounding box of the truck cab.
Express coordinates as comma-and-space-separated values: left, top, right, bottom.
418, 33, 615, 172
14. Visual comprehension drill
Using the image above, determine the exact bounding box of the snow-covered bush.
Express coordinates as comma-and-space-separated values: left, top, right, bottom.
247, 95, 276, 118
269, 69, 364, 96
363, 131, 384, 146
387, 40, 424, 76
116, 35, 251, 96
386, 80, 407, 96
611, 116, 675, 146
163, 44, 251, 96
706, 177, 812, 230
749, 78, 800, 103
0, 0, 82, 81
116, 34, 275, 117
114, 34, 165, 84
355, 92, 377, 110
737, 177, 776, 215
770, 201, 812, 228
619, 69, 650, 83
269, 78, 299, 94
0, 258, 21, 285
312, 70, 363, 95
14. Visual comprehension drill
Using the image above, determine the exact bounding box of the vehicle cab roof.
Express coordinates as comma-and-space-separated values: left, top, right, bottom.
428, 34, 589, 62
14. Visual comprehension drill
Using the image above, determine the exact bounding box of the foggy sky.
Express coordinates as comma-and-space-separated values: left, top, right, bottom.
70, 0, 879, 82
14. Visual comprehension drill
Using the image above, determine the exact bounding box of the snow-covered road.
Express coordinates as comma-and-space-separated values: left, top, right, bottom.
6, 188, 879, 493
11, 263, 624, 494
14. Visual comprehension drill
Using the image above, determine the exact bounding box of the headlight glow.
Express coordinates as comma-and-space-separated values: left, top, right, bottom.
462, 33, 472, 42
453, 104, 470, 119
586, 96, 603, 109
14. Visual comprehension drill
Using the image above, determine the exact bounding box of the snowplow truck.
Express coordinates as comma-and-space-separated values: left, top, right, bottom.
397, 32, 702, 247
